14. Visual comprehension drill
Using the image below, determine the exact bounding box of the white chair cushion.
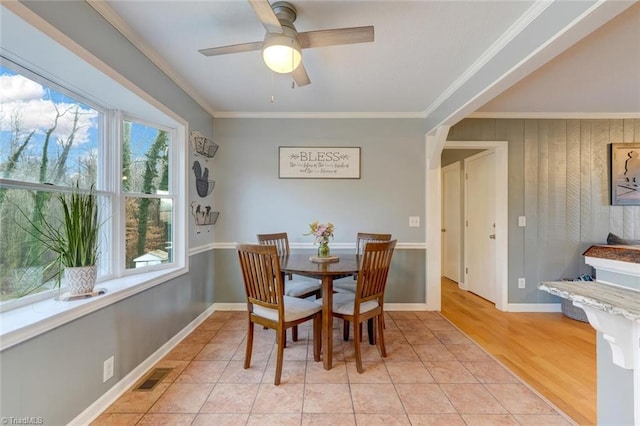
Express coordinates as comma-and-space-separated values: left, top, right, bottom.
253, 295, 322, 322
316, 292, 379, 316
285, 279, 321, 297
332, 280, 356, 293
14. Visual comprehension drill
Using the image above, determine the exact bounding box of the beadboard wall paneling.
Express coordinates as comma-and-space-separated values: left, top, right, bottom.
448, 118, 640, 303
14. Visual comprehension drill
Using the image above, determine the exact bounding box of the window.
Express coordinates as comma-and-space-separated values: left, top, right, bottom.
0, 59, 184, 307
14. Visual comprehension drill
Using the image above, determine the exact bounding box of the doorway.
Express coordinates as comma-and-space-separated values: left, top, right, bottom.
441, 162, 461, 283
427, 140, 508, 311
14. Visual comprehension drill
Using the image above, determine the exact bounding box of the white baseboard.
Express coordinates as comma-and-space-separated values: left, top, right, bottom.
506, 303, 561, 313
69, 304, 218, 426
213, 303, 246, 311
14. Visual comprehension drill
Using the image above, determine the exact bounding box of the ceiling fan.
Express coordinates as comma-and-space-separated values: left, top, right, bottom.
198, 0, 374, 87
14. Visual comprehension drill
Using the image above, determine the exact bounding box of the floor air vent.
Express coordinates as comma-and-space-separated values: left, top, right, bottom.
133, 367, 173, 392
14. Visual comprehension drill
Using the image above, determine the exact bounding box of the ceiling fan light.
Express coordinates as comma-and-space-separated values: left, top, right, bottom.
262, 33, 302, 74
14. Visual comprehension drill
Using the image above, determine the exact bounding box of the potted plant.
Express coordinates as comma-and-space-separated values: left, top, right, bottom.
30, 184, 101, 295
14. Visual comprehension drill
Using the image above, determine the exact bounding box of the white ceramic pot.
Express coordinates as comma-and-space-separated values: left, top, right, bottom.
64, 265, 97, 295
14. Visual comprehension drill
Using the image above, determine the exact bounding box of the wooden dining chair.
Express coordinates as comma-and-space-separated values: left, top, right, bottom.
235, 242, 322, 385
334, 232, 392, 341
317, 239, 397, 373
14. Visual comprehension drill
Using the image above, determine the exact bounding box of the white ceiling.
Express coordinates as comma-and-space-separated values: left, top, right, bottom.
94, 0, 639, 129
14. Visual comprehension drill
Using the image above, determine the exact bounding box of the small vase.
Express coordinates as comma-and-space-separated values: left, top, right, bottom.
317, 242, 330, 258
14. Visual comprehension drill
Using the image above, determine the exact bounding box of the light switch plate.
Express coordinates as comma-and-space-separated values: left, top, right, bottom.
518, 216, 526, 227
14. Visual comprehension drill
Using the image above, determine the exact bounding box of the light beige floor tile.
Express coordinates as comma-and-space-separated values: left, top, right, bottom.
388, 312, 420, 320
383, 330, 408, 344
213, 329, 247, 343
354, 413, 412, 425
383, 341, 421, 361
395, 384, 456, 414
182, 329, 218, 345
424, 361, 478, 383
136, 413, 195, 425
196, 318, 227, 331
413, 311, 445, 321
440, 383, 508, 415
433, 329, 472, 345
106, 383, 170, 413
200, 383, 259, 414
343, 341, 384, 362
247, 413, 302, 425
393, 319, 425, 331
302, 413, 356, 425
149, 383, 214, 413
303, 383, 353, 413
350, 383, 404, 413
413, 343, 457, 362
485, 383, 558, 414
233, 342, 273, 362
194, 343, 240, 361
407, 413, 466, 425
402, 330, 439, 345
175, 360, 228, 383
445, 343, 494, 362
512, 414, 573, 425
462, 361, 519, 384
192, 413, 249, 426
423, 318, 457, 331
263, 360, 307, 384
384, 361, 435, 383
90, 413, 143, 425
218, 360, 266, 383
251, 383, 305, 413
164, 342, 206, 361
221, 318, 247, 331
306, 360, 349, 383
346, 360, 391, 383
461, 414, 520, 425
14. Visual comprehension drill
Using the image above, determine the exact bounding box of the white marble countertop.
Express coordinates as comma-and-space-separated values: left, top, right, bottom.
539, 280, 640, 322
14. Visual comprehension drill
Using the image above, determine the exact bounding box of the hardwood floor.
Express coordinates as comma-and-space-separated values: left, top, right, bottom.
440, 277, 597, 425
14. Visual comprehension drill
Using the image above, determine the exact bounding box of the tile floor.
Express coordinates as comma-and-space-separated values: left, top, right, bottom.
92, 311, 574, 425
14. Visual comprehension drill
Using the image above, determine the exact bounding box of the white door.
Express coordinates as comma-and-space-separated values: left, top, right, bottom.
441, 162, 461, 283
465, 151, 496, 303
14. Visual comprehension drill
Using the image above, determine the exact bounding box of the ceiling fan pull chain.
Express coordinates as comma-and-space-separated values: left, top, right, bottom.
270, 71, 275, 103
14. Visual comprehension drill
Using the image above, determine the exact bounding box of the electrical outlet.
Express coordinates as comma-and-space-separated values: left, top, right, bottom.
518, 278, 526, 289
409, 216, 420, 227
103, 356, 114, 382
518, 216, 526, 227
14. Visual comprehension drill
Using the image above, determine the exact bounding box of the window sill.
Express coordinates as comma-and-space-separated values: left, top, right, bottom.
0, 267, 187, 351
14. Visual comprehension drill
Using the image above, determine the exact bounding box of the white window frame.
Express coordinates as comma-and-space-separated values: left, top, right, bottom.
0, 3, 189, 350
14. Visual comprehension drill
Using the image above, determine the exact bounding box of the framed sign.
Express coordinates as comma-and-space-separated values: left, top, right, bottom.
279, 146, 361, 179
611, 143, 640, 205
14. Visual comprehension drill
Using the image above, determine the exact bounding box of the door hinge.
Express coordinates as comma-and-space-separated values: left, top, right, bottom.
465, 267, 469, 274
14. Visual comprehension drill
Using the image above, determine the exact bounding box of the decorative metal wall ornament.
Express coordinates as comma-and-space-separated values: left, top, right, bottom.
190, 130, 218, 159
192, 160, 215, 197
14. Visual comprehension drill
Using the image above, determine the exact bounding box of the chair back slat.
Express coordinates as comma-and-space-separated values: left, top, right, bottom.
355, 232, 392, 255
355, 240, 397, 304
256, 232, 290, 256
236, 243, 284, 312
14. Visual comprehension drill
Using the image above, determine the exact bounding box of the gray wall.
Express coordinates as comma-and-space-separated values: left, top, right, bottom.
448, 118, 640, 303
1, 2, 216, 423
597, 333, 634, 425
213, 118, 426, 303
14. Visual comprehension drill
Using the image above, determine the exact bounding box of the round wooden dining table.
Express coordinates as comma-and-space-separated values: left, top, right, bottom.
279, 253, 360, 370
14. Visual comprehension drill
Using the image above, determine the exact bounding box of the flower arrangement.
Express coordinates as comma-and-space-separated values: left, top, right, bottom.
305, 220, 335, 245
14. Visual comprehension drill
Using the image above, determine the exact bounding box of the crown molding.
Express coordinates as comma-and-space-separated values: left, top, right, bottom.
212, 111, 426, 119
468, 111, 640, 119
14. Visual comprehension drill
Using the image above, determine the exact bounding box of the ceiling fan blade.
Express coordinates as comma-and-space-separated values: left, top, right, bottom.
298, 26, 374, 49
292, 61, 311, 87
248, 0, 283, 34
198, 41, 263, 57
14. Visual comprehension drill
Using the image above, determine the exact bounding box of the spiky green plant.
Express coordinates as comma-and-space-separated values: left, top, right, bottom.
26, 183, 100, 276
